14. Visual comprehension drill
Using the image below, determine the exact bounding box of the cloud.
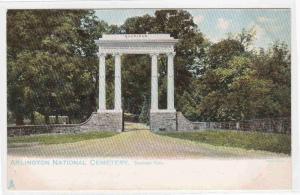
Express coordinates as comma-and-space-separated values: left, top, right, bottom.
193, 15, 204, 25
256, 16, 280, 33
217, 18, 230, 30
251, 24, 266, 40
247, 22, 269, 48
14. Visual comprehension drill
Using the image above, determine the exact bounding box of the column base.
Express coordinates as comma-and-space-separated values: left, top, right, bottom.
150, 110, 177, 132
80, 110, 123, 132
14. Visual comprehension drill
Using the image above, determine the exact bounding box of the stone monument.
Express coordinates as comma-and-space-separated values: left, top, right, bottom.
93, 34, 178, 132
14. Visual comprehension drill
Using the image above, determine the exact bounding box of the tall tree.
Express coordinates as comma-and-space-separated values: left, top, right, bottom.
252, 42, 291, 118
120, 9, 206, 114
7, 10, 110, 124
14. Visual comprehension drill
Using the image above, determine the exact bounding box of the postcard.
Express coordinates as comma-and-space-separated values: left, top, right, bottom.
0, 0, 299, 194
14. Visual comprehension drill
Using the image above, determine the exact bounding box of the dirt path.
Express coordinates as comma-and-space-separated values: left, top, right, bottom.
124, 122, 149, 131
8, 130, 287, 158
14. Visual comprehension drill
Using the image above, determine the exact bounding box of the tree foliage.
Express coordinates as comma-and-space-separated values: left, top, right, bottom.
182, 39, 290, 121
7, 10, 110, 124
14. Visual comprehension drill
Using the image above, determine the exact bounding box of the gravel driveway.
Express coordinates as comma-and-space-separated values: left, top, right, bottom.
8, 130, 287, 158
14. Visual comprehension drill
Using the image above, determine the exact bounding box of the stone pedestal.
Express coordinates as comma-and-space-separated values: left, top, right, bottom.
80, 111, 123, 132
150, 110, 177, 132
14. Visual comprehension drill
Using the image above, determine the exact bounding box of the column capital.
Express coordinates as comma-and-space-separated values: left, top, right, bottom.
112, 52, 122, 57
167, 52, 176, 57
150, 52, 159, 57
97, 52, 107, 58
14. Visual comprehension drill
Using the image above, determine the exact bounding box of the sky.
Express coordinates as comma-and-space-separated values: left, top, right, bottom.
95, 9, 291, 49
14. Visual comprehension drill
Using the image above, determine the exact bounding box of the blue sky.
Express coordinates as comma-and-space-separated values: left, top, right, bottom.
95, 9, 290, 49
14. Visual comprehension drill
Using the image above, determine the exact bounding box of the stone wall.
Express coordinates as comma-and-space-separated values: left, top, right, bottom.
192, 122, 209, 130
7, 124, 80, 136
150, 111, 177, 132
7, 111, 290, 136
176, 112, 194, 131
8, 111, 123, 137
176, 112, 290, 134
80, 111, 123, 132
202, 118, 290, 134
177, 112, 207, 131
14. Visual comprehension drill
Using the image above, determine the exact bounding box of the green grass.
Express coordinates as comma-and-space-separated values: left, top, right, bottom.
158, 130, 291, 154
8, 131, 118, 146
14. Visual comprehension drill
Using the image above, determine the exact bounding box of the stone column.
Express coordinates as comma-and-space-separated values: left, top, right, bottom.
150, 53, 159, 111
167, 52, 175, 111
114, 53, 122, 111
98, 53, 106, 111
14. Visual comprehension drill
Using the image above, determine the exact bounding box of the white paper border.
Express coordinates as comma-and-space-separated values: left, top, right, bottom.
0, 0, 298, 194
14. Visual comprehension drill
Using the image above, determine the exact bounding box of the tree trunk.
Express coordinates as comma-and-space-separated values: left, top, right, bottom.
15, 114, 24, 126
30, 112, 35, 125
44, 115, 49, 124
55, 115, 59, 124
92, 80, 97, 112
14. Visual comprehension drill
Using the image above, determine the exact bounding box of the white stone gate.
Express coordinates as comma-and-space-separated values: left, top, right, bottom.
93, 34, 178, 132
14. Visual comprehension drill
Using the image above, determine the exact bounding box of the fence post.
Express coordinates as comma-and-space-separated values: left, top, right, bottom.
236, 122, 240, 130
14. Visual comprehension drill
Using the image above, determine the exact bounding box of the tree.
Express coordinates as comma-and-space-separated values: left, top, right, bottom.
7, 10, 111, 124
120, 9, 206, 114
197, 35, 290, 121
252, 42, 291, 118
235, 27, 256, 50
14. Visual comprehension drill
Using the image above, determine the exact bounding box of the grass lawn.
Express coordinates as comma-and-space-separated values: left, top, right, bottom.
8, 131, 118, 146
158, 130, 291, 154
